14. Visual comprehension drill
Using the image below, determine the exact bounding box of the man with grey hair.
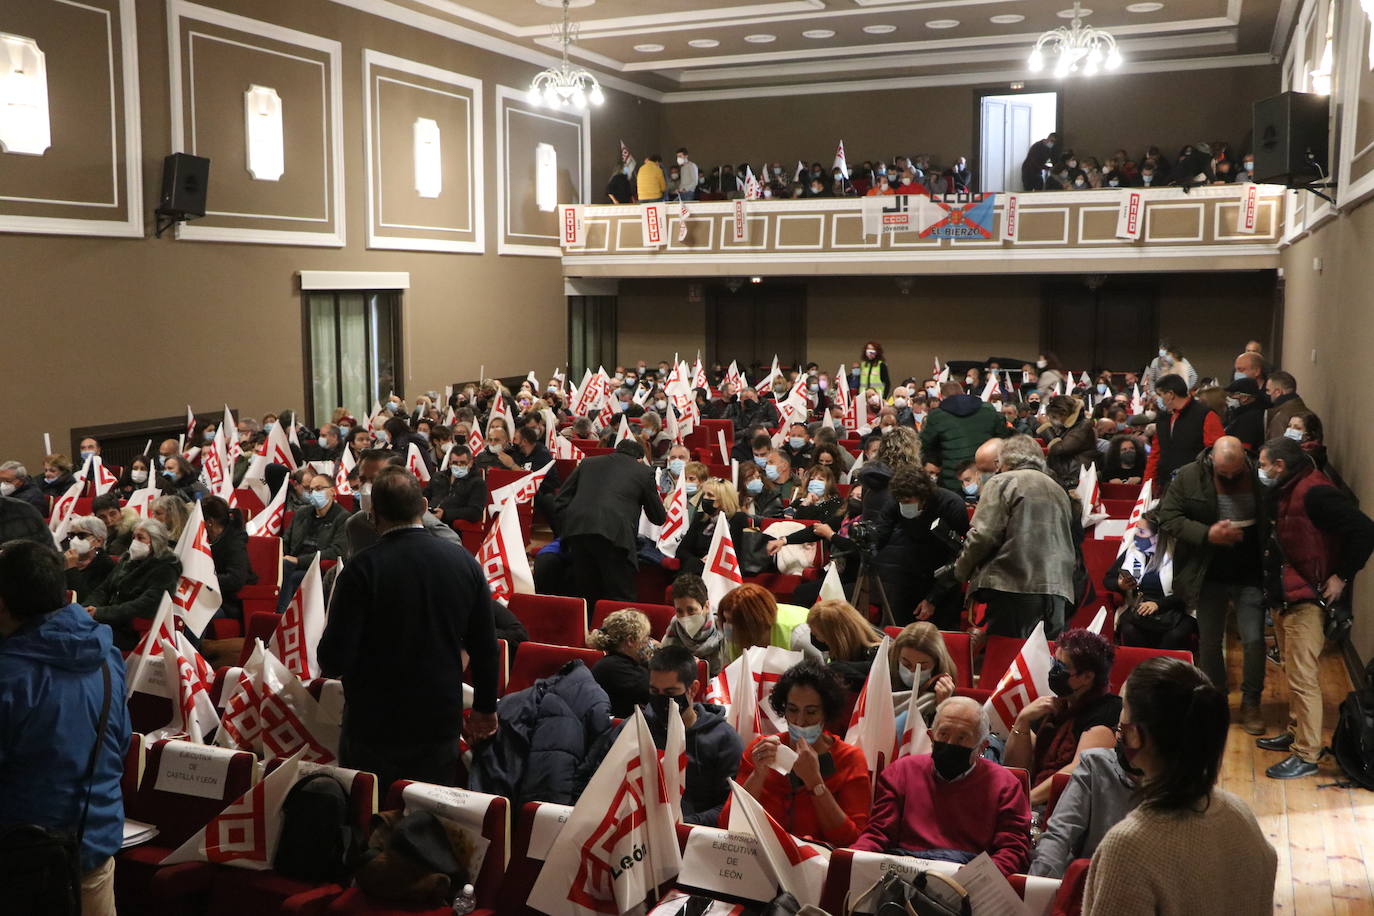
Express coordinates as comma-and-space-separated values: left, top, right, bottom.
852, 695, 1032, 875
947, 434, 1076, 638
0, 460, 47, 514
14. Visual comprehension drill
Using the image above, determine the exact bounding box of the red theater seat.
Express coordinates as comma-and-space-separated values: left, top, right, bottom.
507, 593, 587, 647
506, 642, 603, 694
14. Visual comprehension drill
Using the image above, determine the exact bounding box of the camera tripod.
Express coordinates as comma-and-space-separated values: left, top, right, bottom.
848, 552, 897, 629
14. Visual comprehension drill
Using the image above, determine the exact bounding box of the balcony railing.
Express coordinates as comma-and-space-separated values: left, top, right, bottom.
560, 185, 1283, 277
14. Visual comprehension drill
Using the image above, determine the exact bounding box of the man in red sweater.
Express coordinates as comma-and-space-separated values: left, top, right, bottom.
851, 697, 1031, 876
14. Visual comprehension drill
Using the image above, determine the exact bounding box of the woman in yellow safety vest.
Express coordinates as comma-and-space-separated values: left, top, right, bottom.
856, 341, 891, 400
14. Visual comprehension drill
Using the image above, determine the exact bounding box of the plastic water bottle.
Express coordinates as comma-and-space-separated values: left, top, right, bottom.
452, 884, 476, 915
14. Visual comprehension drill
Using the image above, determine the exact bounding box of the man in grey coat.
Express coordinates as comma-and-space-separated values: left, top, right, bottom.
950, 435, 1077, 638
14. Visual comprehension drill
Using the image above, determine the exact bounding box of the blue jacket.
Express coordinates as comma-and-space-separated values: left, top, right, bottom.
0, 603, 132, 871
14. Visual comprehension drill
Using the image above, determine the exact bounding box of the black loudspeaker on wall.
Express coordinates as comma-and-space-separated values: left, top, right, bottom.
1252, 91, 1329, 186
158, 153, 210, 218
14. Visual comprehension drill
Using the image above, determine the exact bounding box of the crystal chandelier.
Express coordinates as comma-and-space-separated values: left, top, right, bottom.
526, 0, 604, 109
1028, 2, 1122, 77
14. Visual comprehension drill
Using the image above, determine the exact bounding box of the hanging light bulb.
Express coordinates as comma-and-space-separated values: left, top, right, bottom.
1028, 3, 1122, 78
589, 85, 604, 106
1028, 47, 1044, 71
543, 84, 559, 107
526, 85, 542, 106
1105, 47, 1122, 69
571, 86, 587, 109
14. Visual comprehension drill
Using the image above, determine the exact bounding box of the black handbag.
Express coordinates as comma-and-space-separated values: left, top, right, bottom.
0, 662, 112, 916
848, 869, 972, 916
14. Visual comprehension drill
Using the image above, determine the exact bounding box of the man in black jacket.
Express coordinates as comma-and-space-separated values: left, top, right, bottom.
872, 465, 970, 628
1222, 377, 1267, 455
279, 474, 351, 610
510, 426, 560, 529
1145, 373, 1224, 495
0, 462, 48, 515
0, 495, 51, 546
573, 646, 742, 826
554, 439, 667, 603
428, 446, 487, 525
319, 467, 498, 790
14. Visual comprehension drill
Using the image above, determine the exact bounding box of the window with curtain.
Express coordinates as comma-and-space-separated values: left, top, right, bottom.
305, 290, 402, 426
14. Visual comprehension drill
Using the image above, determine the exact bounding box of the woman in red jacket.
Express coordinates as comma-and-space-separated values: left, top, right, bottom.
722, 661, 871, 846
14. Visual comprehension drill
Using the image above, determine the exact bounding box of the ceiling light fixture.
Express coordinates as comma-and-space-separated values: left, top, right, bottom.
633, 43, 664, 52
1029, 2, 1122, 77
1125, 2, 1163, 11
925, 19, 961, 29
802, 29, 836, 38
688, 38, 720, 48
863, 24, 897, 34
990, 14, 1026, 24
526, 0, 603, 110
744, 33, 776, 43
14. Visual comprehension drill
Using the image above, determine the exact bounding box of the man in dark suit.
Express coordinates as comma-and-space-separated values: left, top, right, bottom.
1020, 132, 1058, 191
554, 439, 667, 604
319, 466, 499, 790
510, 426, 561, 531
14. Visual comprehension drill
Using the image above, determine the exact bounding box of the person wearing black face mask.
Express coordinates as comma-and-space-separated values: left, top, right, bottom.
574, 646, 742, 826
1003, 629, 1120, 806
677, 480, 747, 580
772, 484, 868, 609
852, 696, 1032, 875
1102, 434, 1147, 484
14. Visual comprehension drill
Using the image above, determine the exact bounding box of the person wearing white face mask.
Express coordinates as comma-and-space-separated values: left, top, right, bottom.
729, 660, 872, 845
0, 461, 48, 514
871, 466, 970, 629
737, 461, 783, 521
63, 516, 115, 603
279, 475, 352, 611
661, 573, 727, 676
674, 147, 698, 200
1222, 376, 1266, 454
786, 466, 844, 525
779, 422, 814, 471
889, 622, 958, 721
85, 518, 181, 652
430, 445, 487, 525
37, 453, 77, 501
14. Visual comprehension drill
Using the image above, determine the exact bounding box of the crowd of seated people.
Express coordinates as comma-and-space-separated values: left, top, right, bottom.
10, 326, 1373, 915
1020, 132, 1257, 191
609, 147, 978, 203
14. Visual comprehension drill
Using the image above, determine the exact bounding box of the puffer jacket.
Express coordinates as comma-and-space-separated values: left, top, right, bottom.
920, 394, 1011, 491
468, 660, 612, 809
954, 467, 1076, 601
0, 603, 132, 872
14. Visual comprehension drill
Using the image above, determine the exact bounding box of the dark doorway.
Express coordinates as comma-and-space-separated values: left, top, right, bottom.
568, 295, 617, 378
1041, 278, 1158, 375
705, 282, 807, 379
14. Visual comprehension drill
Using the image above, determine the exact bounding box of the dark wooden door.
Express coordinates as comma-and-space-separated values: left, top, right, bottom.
1042, 279, 1158, 374
706, 283, 806, 378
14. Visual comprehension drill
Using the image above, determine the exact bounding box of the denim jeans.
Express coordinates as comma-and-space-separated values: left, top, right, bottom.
1194, 581, 1266, 702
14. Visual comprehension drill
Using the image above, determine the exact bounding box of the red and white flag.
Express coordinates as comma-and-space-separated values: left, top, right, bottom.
488, 460, 554, 510
1001, 194, 1020, 242
150, 635, 220, 744
844, 636, 896, 781
1078, 462, 1109, 529
270, 553, 325, 681
162, 750, 304, 869
1237, 182, 1260, 234
560, 203, 586, 247
723, 647, 763, 750
1130, 383, 1144, 416
48, 479, 85, 545
172, 499, 222, 637
126, 476, 160, 519
663, 700, 688, 824
595, 397, 618, 433
619, 139, 635, 173
477, 498, 534, 605
224, 406, 242, 464
832, 140, 849, 180
642, 201, 666, 247
744, 167, 761, 201
126, 594, 179, 700
186, 405, 197, 443
1117, 478, 1154, 558
983, 621, 1054, 740
701, 511, 744, 611
705, 646, 801, 734
677, 199, 690, 243
202, 425, 232, 499
245, 481, 289, 538
334, 445, 356, 496
616, 414, 634, 444
980, 374, 1000, 403
554, 436, 586, 461
216, 640, 267, 752
467, 424, 486, 455
541, 408, 560, 452
1115, 189, 1144, 240
1086, 607, 1108, 635
837, 365, 856, 432
405, 442, 431, 484
258, 648, 339, 763
526, 708, 680, 916
242, 419, 297, 483
895, 674, 933, 759
656, 473, 689, 559
693, 358, 708, 392
88, 455, 119, 497
726, 781, 830, 905
724, 360, 743, 394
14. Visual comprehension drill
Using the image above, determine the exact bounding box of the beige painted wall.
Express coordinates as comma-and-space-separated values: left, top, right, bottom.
657, 65, 1280, 178
616, 274, 1273, 383
0, 0, 657, 467
1279, 202, 1374, 664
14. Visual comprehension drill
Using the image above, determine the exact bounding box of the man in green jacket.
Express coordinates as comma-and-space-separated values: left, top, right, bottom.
1155, 436, 1267, 734
921, 381, 1012, 492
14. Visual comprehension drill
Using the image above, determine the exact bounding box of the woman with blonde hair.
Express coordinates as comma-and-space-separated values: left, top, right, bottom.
889, 622, 958, 718
806, 599, 883, 689
588, 608, 653, 717
150, 494, 190, 542
678, 479, 746, 579
717, 583, 820, 664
